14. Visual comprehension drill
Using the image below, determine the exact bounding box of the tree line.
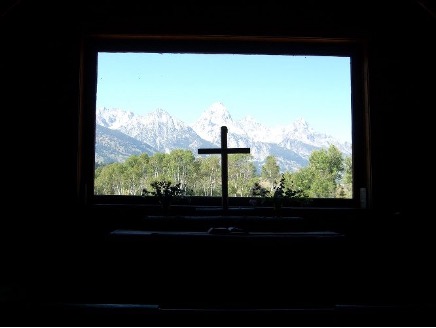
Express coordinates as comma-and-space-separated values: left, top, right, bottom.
94, 144, 352, 198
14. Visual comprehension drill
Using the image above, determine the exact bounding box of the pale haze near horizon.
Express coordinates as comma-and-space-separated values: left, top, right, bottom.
96, 52, 352, 142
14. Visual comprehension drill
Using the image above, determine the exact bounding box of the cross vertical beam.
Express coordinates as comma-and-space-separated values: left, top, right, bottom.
198, 126, 250, 212
221, 126, 229, 212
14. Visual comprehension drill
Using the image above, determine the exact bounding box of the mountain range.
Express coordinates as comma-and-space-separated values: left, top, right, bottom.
95, 102, 352, 172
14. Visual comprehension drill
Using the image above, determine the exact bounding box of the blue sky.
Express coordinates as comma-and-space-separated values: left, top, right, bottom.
97, 52, 352, 142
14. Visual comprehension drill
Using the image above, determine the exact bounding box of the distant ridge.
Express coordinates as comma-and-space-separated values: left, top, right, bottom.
96, 103, 351, 172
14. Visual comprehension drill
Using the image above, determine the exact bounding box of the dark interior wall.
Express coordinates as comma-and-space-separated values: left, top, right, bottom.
2, 0, 435, 211
366, 2, 436, 213
1, 0, 436, 325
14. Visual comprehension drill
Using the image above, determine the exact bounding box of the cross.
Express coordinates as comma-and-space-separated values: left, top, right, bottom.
198, 126, 250, 212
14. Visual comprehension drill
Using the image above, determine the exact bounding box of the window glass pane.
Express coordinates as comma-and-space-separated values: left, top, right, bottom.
95, 53, 352, 199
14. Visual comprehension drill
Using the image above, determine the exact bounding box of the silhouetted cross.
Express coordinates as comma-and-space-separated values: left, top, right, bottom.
198, 126, 250, 212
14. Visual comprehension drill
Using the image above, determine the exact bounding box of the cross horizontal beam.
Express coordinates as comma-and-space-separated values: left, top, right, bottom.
198, 148, 250, 154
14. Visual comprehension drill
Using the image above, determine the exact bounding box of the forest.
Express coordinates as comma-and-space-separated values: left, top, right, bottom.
94, 144, 352, 199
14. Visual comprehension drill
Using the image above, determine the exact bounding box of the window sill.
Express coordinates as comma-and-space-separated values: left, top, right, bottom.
109, 228, 345, 241
89, 203, 366, 217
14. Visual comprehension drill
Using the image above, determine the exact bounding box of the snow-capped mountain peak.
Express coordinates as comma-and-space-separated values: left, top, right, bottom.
192, 102, 247, 142
292, 117, 310, 131
142, 108, 186, 130
198, 102, 233, 125
96, 107, 135, 129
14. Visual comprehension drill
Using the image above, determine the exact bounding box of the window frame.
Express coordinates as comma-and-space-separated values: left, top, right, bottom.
78, 34, 371, 218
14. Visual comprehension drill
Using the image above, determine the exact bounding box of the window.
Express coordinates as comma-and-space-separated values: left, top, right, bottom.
79, 35, 370, 217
